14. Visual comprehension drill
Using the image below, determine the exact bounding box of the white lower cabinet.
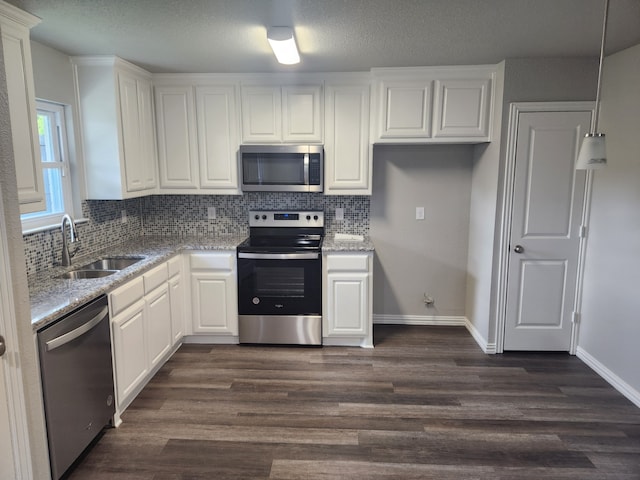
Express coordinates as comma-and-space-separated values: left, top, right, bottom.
168, 255, 185, 344
323, 252, 373, 347
111, 298, 147, 410
108, 256, 183, 421
145, 283, 172, 369
188, 252, 238, 338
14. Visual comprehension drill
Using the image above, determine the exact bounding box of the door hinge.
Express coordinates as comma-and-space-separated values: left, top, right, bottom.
579, 225, 588, 238
572, 312, 580, 324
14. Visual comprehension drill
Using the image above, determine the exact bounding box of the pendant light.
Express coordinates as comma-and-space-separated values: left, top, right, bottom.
576, 0, 609, 170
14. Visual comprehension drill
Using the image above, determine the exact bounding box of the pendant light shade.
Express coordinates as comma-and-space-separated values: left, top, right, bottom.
576, 133, 607, 169
576, 0, 609, 170
267, 26, 300, 65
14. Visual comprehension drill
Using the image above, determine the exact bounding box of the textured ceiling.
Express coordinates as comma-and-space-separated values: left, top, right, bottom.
6, 0, 640, 73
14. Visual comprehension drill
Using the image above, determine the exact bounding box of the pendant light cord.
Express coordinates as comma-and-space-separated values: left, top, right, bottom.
592, 0, 610, 133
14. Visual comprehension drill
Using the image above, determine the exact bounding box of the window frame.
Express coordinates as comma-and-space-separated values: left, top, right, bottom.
21, 100, 76, 233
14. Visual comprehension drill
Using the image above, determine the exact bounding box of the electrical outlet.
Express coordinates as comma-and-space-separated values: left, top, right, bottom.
121, 209, 127, 223
416, 207, 425, 220
207, 207, 216, 220
335, 207, 344, 221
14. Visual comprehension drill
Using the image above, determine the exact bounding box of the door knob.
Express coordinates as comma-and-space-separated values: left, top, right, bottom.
0, 335, 6, 357
513, 245, 524, 254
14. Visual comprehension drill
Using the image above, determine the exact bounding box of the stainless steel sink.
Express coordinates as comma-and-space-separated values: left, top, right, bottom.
57, 269, 118, 280
80, 256, 144, 271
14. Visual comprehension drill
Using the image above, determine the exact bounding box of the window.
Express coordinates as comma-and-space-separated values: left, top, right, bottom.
21, 101, 74, 232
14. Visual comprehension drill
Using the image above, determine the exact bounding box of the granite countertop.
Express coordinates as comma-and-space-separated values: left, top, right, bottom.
321, 234, 375, 252
30, 233, 374, 332
30, 235, 246, 331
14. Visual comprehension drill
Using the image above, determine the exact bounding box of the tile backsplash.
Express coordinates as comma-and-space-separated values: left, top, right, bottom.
24, 193, 370, 276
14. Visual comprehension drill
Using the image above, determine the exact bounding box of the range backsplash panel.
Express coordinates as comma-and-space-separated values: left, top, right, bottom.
24, 193, 369, 277
142, 193, 370, 237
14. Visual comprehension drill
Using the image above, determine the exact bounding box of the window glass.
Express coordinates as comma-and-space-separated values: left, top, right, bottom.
21, 101, 74, 231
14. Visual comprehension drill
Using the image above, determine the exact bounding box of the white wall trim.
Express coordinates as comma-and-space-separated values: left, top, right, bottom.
0, 203, 34, 479
373, 314, 467, 326
465, 319, 497, 354
576, 346, 640, 408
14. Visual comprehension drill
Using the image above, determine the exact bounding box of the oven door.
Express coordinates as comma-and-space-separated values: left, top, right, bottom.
237, 252, 321, 316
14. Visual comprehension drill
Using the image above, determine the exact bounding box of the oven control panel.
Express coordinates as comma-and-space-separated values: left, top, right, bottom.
249, 210, 324, 227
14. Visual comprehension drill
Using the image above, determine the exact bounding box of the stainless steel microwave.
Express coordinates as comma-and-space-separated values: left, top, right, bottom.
240, 145, 323, 193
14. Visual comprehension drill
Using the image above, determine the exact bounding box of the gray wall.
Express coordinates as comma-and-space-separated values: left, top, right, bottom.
371, 144, 473, 319
577, 44, 640, 403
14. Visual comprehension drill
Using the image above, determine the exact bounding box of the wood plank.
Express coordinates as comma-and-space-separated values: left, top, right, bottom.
65, 325, 640, 480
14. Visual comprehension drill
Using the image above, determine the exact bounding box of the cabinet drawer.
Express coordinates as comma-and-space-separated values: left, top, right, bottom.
167, 255, 182, 278
326, 254, 370, 272
143, 263, 168, 294
190, 252, 234, 271
110, 276, 144, 317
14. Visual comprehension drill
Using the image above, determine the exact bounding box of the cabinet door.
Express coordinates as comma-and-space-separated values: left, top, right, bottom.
376, 80, 432, 140
155, 85, 199, 190
137, 79, 158, 190
196, 85, 240, 192
433, 78, 491, 139
111, 300, 147, 407
282, 85, 322, 142
169, 274, 184, 345
1, 21, 45, 213
241, 86, 281, 143
324, 84, 371, 194
190, 270, 238, 335
326, 272, 369, 336
145, 284, 172, 369
118, 72, 144, 192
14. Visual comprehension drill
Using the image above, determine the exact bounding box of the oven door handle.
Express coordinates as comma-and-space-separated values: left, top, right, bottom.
238, 252, 320, 260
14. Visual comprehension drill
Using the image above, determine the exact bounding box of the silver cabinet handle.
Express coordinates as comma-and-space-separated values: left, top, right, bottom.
46, 306, 108, 352
0, 335, 5, 357
513, 245, 524, 254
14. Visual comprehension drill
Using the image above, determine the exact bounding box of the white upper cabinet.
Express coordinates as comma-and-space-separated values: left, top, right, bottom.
282, 86, 323, 142
376, 79, 432, 140
72, 56, 158, 199
372, 66, 495, 144
324, 77, 371, 195
241, 84, 322, 144
0, 4, 45, 213
432, 78, 492, 139
154, 78, 241, 195
195, 85, 240, 192
154, 85, 199, 191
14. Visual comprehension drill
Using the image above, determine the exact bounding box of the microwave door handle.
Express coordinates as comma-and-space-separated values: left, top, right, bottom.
303, 153, 310, 185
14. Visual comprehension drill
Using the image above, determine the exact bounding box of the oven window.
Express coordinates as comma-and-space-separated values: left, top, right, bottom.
255, 266, 304, 297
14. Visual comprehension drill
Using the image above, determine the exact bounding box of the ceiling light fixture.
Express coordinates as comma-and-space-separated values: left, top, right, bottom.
576, 0, 609, 170
267, 26, 300, 65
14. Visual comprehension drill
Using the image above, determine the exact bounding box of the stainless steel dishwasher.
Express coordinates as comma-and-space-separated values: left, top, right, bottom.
37, 295, 115, 480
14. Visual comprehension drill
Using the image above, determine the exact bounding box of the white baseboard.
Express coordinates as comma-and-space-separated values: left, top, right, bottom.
576, 347, 640, 408
464, 319, 497, 354
373, 314, 467, 326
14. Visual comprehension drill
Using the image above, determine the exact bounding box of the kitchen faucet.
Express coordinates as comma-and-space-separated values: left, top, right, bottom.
60, 213, 79, 266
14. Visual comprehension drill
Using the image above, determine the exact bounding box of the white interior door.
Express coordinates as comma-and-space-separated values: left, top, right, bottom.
504, 109, 591, 351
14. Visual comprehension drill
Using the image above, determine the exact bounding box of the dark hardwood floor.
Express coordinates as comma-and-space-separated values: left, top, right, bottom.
67, 325, 640, 479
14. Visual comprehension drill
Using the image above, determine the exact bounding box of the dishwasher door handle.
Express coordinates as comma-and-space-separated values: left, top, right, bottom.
46, 306, 109, 352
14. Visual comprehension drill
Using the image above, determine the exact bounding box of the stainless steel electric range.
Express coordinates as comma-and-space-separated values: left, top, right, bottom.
237, 210, 324, 345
